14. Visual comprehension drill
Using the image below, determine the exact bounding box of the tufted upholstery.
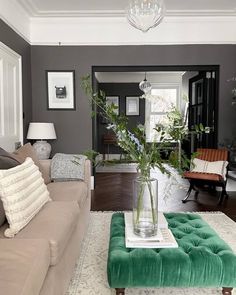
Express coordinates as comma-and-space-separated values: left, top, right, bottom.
107, 213, 236, 288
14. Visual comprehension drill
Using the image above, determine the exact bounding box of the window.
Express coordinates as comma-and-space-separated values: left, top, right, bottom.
145, 85, 180, 142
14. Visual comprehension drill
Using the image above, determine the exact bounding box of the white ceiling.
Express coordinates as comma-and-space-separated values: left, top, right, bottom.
18, 0, 236, 17
95, 72, 186, 83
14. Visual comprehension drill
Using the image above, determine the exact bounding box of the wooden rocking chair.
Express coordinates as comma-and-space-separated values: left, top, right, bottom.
182, 148, 229, 205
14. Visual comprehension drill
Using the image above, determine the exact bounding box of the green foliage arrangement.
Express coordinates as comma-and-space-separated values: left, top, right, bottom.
81, 75, 195, 177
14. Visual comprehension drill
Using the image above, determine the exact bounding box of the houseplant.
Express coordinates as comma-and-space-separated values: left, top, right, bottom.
81, 75, 192, 237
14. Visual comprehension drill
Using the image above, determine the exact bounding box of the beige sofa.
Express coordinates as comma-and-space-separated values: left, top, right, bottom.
0, 159, 91, 295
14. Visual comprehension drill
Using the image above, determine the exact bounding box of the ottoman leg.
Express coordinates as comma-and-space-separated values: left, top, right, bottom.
116, 288, 125, 295
222, 287, 233, 295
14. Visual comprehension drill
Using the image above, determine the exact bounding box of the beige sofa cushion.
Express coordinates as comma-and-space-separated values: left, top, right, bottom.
12, 143, 50, 184
0, 158, 51, 238
47, 181, 88, 209
0, 239, 50, 295
13, 201, 79, 266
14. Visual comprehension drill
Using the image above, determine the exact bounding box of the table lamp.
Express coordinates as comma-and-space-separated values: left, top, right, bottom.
27, 122, 57, 159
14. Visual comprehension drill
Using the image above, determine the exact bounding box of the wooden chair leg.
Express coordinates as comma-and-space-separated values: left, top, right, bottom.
116, 288, 125, 295
222, 287, 233, 294
182, 183, 193, 203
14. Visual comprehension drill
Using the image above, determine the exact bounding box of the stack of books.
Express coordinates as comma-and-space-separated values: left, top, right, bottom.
125, 212, 178, 249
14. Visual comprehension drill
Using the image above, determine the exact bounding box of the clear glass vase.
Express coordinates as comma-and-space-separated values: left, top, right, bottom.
133, 176, 158, 238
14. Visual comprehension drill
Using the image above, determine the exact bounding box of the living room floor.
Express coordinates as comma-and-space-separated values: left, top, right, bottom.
91, 173, 236, 222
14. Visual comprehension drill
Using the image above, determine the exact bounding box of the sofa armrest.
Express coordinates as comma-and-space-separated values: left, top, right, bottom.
39, 159, 91, 190
84, 159, 91, 192
40, 160, 52, 183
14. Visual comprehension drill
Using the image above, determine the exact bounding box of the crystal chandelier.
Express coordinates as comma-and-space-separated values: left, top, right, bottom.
126, 0, 165, 33
139, 72, 152, 94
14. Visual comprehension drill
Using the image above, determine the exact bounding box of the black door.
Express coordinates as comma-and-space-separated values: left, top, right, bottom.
188, 71, 217, 153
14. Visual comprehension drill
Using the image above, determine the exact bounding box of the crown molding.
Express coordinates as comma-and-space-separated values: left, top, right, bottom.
20, 9, 236, 18
167, 9, 236, 17
0, 0, 31, 43
30, 16, 236, 46
1, 0, 236, 46
14, 0, 236, 18
17, 0, 39, 17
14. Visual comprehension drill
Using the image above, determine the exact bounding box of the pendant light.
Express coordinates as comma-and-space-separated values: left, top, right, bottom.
126, 0, 165, 33
139, 72, 152, 94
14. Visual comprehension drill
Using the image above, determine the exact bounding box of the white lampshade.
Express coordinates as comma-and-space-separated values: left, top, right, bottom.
27, 123, 57, 140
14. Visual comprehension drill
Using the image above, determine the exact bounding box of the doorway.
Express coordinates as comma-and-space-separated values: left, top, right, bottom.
92, 65, 219, 161
0, 42, 23, 152
189, 71, 217, 152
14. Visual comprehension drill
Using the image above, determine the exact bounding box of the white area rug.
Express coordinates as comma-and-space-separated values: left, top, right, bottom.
67, 212, 236, 295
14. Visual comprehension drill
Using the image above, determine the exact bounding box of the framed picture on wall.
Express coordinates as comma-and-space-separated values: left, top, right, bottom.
46, 70, 75, 110
126, 96, 140, 116
106, 96, 119, 115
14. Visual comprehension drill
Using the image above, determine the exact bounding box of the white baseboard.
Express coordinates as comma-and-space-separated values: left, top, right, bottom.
100, 154, 122, 161
90, 176, 94, 190
96, 163, 137, 173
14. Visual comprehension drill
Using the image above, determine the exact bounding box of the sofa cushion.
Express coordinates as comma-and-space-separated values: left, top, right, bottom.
0, 158, 51, 238
13, 201, 79, 266
0, 202, 5, 228
0, 147, 21, 226
47, 181, 88, 209
0, 239, 50, 295
12, 143, 51, 184
0, 147, 21, 169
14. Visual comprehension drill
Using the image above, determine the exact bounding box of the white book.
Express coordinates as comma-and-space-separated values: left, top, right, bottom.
125, 213, 163, 242
124, 212, 178, 249
158, 212, 169, 229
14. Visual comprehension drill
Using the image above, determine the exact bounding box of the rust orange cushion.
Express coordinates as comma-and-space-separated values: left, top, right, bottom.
183, 171, 222, 182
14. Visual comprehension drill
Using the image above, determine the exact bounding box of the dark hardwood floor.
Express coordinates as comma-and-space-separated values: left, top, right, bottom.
91, 173, 236, 222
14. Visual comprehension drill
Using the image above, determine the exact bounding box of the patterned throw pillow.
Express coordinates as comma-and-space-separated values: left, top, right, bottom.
0, 157, 51, 237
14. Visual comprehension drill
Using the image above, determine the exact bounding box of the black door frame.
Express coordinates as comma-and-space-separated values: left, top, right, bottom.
91, 65, 219, 179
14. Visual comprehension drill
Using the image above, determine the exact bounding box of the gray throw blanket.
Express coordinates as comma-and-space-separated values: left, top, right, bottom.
51, 153, 87, 181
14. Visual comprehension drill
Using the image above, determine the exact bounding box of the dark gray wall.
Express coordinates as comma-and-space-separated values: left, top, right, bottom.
31, 45, 236, 154
98, 83, 144, 154
0, 20, 32, 140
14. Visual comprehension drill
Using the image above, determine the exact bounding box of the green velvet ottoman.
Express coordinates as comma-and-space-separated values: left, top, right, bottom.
107, 213, 236, 295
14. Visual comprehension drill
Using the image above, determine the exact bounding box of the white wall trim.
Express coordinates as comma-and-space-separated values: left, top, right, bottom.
9, 0, 236, 18
0, 41, 23, 148
1, 1, 236, 46
0, 0, 31, 43
30, 16, 236, 46
0, 41, 22, 59
90, 176, 94, 190
18, 0, 39, 17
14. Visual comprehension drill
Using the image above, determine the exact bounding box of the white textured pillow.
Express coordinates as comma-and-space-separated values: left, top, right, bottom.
191, 158, 228, 180
0, 157, 51, 237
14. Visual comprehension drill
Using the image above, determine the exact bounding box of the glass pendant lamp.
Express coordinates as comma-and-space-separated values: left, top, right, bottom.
139, 72, 152, 94
126, 0, 165, 33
